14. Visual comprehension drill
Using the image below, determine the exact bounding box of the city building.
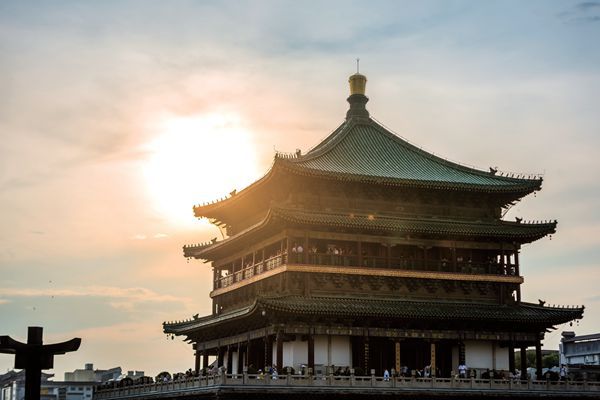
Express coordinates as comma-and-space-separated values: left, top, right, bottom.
561, 331, 600, 366
0, 370, 93, 400
64, 364, 121, 383
164, 72, 584, 380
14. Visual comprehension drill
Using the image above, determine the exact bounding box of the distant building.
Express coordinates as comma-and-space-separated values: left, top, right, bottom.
0, 370, 93, 400
0, 364, 133, 400
561, 331, 600, 366
64, 364, 122, 383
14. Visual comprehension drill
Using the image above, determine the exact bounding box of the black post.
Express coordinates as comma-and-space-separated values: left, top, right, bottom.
1, 327, 80, 400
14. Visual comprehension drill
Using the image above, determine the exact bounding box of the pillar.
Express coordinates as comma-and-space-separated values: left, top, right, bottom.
520, 346, 527, 380
286, 237, 292, 264
308, 331, 315, 372
452, 247, 456, 272
194, 346, 200, 374
227, 346, 233, 373
430, 342, 436, 377
364, 336, 370, 373
357, 241, 362, 267
303, 232, 309, 264
218, 347, 225, 368
458, 341, 466, 365
509, 342, 515, 374
394, 340, 401, 373
264, 334, 273, 369
535, 337, 543, 380
237, 343, 244, 374
203, 352, 209, 371
387, 244, 391, 268
276, 329, 284, 371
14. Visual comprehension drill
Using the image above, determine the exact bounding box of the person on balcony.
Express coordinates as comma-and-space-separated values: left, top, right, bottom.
458, 363, 467, 379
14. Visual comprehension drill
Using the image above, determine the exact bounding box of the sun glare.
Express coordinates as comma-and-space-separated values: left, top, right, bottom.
142, 113, 260, 227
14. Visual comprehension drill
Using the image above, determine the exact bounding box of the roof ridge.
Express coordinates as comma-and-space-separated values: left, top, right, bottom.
369, 117, 544, 182
293, 118, 360, 162
275, 206, 556, 228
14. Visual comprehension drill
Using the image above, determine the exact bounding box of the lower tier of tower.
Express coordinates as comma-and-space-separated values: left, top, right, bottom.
192, 323, 545, 381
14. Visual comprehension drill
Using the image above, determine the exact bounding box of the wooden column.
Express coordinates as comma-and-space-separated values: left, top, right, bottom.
500, 243, 506, 273
509, 342, 516, 374
202, 352, 209, 371
357, 241, 363, 267
303, 232, 309, 264
430, 342, 436, 377
394, 340, 401, 373
276, 329, 284, 371
520, 346, 528, 380
226, 346, 233, 373
264, 335, 273, 369
364, 336, 370, 373
451, 247, 457, 272
515, 249, 522, 302
535, 337, 543, 380
246, 339, 252, 370
237, 343, 243, 374
307, 331, 315, 372
387, 244, 391, 268
458, 341, 466, 365
194, 345, 201, 374
218, 347, 225, 367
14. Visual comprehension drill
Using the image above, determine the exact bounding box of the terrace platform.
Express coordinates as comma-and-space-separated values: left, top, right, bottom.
95, 374, 600, 400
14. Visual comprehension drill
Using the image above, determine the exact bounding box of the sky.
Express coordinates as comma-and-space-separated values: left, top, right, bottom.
1, 0, 599, 379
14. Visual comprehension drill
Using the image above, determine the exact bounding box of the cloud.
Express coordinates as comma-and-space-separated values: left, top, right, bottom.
577, 2, 600, 11
153, 233, 169, 239
132, 234, 147, 240
558, 2, 600, 23
0, 286, 187, 304
0, 299, 10, 305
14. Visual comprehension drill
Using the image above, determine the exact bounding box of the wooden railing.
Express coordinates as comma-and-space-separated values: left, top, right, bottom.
214, 254, 517, 290
95, 374, 600, 399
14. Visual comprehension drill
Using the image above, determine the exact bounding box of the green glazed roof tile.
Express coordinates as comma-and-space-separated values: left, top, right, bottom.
163, 295, 583, 335
277, 119, 541, 193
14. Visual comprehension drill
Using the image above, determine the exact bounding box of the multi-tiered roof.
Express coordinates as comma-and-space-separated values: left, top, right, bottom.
184, 74, 552, 260
167, 73, 583, 347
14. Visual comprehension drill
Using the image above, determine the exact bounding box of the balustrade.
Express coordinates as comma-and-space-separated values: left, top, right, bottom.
213, 251, 517, 290
94, 374, 600, 399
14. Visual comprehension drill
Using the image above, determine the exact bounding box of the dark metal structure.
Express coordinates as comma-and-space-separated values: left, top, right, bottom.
0, 326, 81, 400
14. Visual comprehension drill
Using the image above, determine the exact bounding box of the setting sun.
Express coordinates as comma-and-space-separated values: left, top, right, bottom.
142, 112, 260, 227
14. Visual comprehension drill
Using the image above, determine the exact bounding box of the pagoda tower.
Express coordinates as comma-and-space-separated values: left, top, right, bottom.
164, 73, 583, 380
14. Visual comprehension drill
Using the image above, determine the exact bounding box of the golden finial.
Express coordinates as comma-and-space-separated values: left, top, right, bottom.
348, 59, 367, 96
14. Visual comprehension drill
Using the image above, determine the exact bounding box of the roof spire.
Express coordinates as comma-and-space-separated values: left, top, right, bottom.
347, 63, 369, 120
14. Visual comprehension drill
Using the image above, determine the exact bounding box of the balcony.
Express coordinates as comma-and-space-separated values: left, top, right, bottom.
214, 252, 519, 291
